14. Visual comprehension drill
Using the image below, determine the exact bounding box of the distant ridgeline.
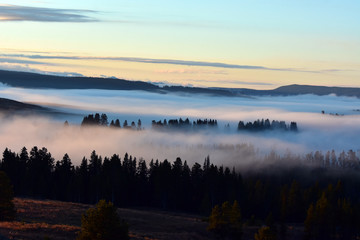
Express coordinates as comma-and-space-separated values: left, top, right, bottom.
80, 113, 142, 130
152, 118, 218, 130
238, 119, 298, 132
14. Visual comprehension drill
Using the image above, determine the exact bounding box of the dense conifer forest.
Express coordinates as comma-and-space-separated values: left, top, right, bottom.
1, 146, 360, 239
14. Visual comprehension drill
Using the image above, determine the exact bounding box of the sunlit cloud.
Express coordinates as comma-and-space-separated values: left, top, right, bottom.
0, 62, 84, 77
191, 79, 274, 86
0, 57, 50, 65
154, 68, 228, 75
0, 4, 99, 22
0, 53, 345, 73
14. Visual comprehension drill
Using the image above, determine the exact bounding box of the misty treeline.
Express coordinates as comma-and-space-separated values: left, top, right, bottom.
238, 119, 298, 132
1, 146, 360, 235
79, 113, 299, 133
80, 113, 142, 130
152, 118, 218, 129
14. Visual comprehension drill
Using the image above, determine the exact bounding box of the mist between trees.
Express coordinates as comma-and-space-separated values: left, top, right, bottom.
1, 146, 360, 239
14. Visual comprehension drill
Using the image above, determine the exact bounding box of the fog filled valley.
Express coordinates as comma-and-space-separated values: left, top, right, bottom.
2, 81, 360, 240
1, 0, 359, 239
1, 83, 360, 166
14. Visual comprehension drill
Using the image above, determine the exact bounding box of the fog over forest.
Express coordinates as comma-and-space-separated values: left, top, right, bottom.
1, 83, 360, 167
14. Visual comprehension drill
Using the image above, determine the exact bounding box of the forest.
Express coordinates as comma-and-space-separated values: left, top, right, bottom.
1, 146, 360, 239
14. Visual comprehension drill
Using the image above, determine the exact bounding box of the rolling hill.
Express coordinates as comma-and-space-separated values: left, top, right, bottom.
1, 69, 360, 98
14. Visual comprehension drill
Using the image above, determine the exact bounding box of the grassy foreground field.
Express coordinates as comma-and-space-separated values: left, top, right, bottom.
0, 198, 215, 240
0, 198, 305, 240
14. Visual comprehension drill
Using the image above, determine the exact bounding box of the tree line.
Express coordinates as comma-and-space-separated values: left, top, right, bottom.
238, 119, 298, 132
1, 146, 360, 239
78, 113, 299, 133
80, 113, 142, 130
152, 118, 218, 130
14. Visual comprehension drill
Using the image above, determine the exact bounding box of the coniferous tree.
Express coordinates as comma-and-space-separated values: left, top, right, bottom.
77, 200, 129, 240
114, 119, 121, 128
0, 171, 15, 221
207, 201, 242, 239
100, 114, 108, 126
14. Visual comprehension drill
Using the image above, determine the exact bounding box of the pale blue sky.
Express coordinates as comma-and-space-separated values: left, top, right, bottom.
0, 0, 359, 88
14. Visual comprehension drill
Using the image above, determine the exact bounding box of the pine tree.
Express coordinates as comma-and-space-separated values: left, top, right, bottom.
207, 201, 242, 239
77, 200, 129, 240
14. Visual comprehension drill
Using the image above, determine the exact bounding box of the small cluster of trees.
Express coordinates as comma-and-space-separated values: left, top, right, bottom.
80, 113, 142, 130
237, 119, 298, 132
81, 113, 109, 126
151, 118, 218, 129
207, 200, 242, 239
321, 110, 344, 116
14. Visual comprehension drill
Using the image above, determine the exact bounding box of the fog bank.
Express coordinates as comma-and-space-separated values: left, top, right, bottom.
0, 85, 360, 167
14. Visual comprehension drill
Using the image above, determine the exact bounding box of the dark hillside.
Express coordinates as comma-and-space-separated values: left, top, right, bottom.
0, 98, 46, 112
0, 70, 158, 91
220, 84, 360, 98
0, 70, 233, 96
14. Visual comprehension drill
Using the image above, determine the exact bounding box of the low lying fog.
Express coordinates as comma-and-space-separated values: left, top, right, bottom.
1, 84, 360, 167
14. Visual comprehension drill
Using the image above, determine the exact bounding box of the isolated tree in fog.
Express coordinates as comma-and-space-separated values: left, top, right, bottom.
115, 119, 121, 128
123, 120, 128, 128
77, 199, 129, 240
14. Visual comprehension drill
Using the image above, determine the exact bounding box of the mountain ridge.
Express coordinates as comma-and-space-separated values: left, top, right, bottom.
1, 69, 360, 98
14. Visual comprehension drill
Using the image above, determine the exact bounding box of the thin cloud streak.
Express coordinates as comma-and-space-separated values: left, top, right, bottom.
0, 57, 51, 65
0, 4, 98, 22
0, 53, 338, 73
191, 79, 274, 86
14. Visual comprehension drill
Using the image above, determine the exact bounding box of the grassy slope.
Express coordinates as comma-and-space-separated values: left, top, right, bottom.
0, 98, 46, 112
0, 198, 214, 240
0, 198, 306, 240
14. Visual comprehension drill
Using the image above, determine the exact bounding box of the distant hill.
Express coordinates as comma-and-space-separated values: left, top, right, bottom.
0, 97, 47, 112
1, 69, 360, 98
0, 70, 233, 96
214, 84, 360, 98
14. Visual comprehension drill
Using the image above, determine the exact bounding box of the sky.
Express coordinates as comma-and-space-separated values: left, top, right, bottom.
0, 0, 359, 89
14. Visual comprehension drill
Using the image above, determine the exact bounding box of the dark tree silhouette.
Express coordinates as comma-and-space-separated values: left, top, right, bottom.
0, 171, 15, 221
77, 199, 129, 240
